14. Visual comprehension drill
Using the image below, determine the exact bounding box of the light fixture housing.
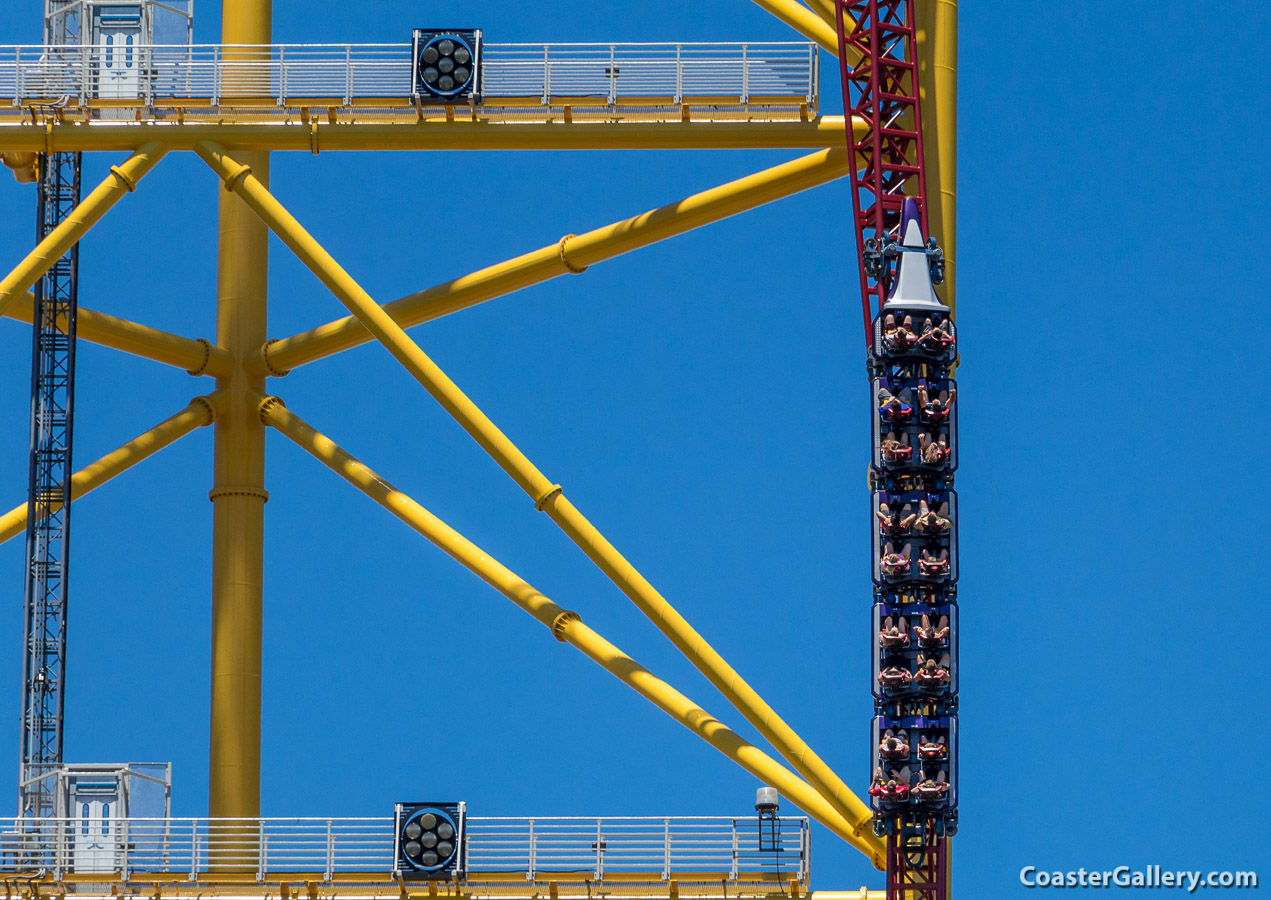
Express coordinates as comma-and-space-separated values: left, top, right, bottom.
412, 29, 481, 103
394, 801, 466, 877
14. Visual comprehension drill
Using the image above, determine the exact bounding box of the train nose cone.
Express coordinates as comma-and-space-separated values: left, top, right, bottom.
882, 198, 947, 313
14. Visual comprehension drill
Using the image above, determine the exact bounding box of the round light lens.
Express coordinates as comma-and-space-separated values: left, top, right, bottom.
404, 822, 422, 840
438, 75, 455, 91
421, 850, 439, 867
437, 40, 454, 56
421, 831, 438, 849
436, 840, 454, 857
423, 67, 439, 84
422, 46, 439, 64
419, 813, 437, 830
404, 840, 422, 857
438, 57, 454, 74
436, 822, 454, 840
454, 46, 471, 65
453, 66, 470, 83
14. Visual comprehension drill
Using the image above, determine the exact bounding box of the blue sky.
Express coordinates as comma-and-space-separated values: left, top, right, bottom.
1, 1, 1269, 894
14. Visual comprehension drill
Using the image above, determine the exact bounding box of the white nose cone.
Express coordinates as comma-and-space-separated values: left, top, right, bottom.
882, 206, 947, 313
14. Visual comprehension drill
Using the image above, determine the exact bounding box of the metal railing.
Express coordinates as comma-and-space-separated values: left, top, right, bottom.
0, 815, 809, 883
0, 42, 817, 111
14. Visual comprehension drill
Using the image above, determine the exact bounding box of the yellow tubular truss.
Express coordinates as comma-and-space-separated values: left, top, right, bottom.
0, 119, 856, 154
0, 143, 166, 319
195, 141, 877, 848
2, 292, 231, 377
0, 394, 220, 545
255, 147, 855, 376
259, 397, 887, 869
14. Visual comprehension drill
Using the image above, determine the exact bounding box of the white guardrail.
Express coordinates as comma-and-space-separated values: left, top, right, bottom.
0, 42, 818, 109
0, 816, 810, 883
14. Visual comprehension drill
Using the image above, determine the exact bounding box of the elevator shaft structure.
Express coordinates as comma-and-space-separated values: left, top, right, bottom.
18, 145, 81, 820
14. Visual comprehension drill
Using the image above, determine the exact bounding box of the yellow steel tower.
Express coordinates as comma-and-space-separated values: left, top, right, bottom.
0, 1, 957, 896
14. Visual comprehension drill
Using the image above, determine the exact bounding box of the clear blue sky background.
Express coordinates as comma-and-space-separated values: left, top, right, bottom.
1, 1, 1268, 893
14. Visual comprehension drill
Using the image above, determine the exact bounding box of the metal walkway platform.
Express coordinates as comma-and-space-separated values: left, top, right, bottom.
0, 42, 819, 124
0, 815, 809, 899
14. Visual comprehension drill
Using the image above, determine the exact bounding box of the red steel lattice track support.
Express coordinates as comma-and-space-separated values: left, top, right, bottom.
835, 0, 929, 347
886, 818, 947, 900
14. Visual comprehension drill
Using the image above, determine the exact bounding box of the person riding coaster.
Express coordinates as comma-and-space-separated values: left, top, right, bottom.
869, 766, 912, 802
917, 734, 948, 761
912, 500, 952, 535
880, 430, 912, 462
918, 547, 950, 575
918, 431, 951, 465
914, 613, 950, 647
878, 665, 912, 688
878, 729, 910, 760
917, 382, 956, 423
876, 502, 916, 535
879, 616, 910, 648
880, 313, 918, 351
913, 654, 951, 687
881, 542, 913, 575
911, 769, 950, 801
877, 386, 913, 422
917, 314, 955, 352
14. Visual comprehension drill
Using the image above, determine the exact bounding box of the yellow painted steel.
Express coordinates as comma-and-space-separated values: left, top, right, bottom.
3, 291, 231, 377
0, 394, 219, 545
207, 0, 271, 830
0, 882, 810, 900
747, 0, 839, 55
0, 118, 857, 154
917, 0, 957, 319
0, 142, 165, 320
259, 397, 886, 869
802, 0, 839, 27
195, 142, 878, 851
255, 147, 855, 375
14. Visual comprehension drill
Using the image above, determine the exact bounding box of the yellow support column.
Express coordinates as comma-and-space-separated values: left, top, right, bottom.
208, 0, 271, 830
917, 0, 957, 318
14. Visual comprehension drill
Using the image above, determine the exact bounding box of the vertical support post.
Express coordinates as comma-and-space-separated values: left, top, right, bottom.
916, 0, 957, 319
208, 0, 270, 853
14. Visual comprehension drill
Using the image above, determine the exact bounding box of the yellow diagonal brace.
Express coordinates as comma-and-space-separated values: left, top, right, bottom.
3, 291, 232, 377
254, 147, 855, 376
0, 143, 166, 320
260, 397, 886, 870
750, 0, 840, 53
0, 393, 220, 545
803, 0, 838, 27
195, 141, 877, 845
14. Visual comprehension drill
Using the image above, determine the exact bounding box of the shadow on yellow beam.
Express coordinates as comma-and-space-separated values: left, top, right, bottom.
2, 291, 232, 378
0, 393, 220, 545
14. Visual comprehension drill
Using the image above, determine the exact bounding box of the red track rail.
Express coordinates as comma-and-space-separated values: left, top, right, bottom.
835, 0, 929, 347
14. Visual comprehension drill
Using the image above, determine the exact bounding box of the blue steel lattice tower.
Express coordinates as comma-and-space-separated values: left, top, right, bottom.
867, 200, 957, 900
18, 150, 81, 820
18, 0, 84, 821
